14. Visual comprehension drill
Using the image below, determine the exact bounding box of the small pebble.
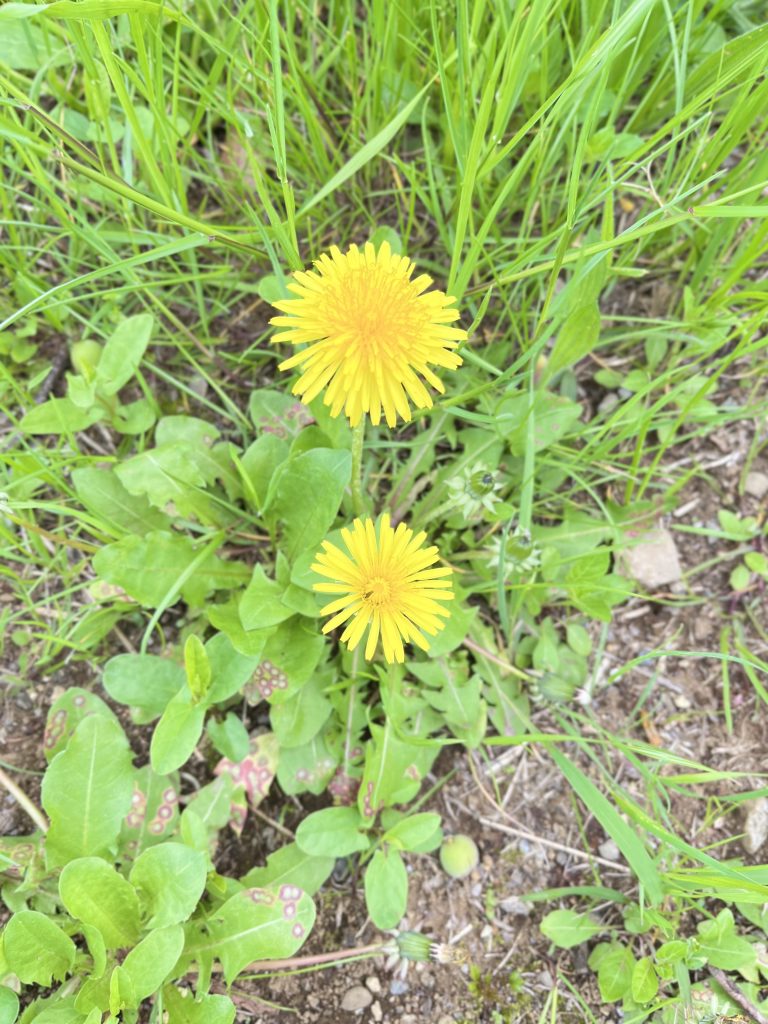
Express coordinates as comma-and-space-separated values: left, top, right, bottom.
438, 1017, 456, 1024
365, 976, 381, 995
597, 393, 620, 415
745, 471, 768, 499
499, 896, 530, 917
693, 619, 710, 641
371, 1001, 383, 1022
598, 839, 620, 861
341, 986, 373, 1012
743, 798, 768, 854
13, 691, 33, 710
619, 526, 683, 588
389, 978, 409, 997
188, 374, 209, 398
674, 693, 692, 710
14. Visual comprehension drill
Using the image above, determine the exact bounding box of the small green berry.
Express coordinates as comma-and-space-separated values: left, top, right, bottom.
439, 834, 479, 878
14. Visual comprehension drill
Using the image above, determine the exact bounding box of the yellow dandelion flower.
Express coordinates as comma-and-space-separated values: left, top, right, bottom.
269, 241, 466, 428
312, 514, 454, 664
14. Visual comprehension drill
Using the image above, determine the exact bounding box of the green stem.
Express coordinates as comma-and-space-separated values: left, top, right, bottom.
350, 418, 366, 517
0, 766, 49, 833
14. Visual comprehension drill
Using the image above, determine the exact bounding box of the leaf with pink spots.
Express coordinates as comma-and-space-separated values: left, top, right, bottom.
326, 756, 363, 807
214, 734, 278, 835
269, 672, 332, 746
275, 725, 340, 796
243, 658, 291, 705
242, 619, 324, 705
241, 843, 334, 896
43, 688, 121, 763
119, 765, 180, 858
248, 390, 314, 441
189, 885, 315, 983
0, 836, 42, 880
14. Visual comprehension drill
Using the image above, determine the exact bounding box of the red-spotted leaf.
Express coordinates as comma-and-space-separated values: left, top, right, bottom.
120, 765, 180, 857
213, 734, 278, 835
43, 688, 120, 763
192, 887, 315, 984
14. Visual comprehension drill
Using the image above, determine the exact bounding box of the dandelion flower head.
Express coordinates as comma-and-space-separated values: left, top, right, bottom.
312, 514, 454, 664
269, 241, 466, 428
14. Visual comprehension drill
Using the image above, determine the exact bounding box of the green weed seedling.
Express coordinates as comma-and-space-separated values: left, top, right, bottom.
540, 899, 768, 1022
721, 510, 768, 598
0, 320, 38, 370
19, 315, 157, 437
0, 690, 324, 1024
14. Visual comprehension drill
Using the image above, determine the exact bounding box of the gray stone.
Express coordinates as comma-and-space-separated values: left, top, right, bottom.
365, 976, 381, 994
745, 472, 768, 499
340, 986, 373, 1012
598, 839, 620, 861
371, 1001, 383, 1022
743, 798, 768, 854
499, 896, 530, 917
619, 527, 683, 588
693, 618, 710, 641
598, 393, 620, 415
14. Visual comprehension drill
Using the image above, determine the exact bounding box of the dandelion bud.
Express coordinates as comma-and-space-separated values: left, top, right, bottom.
395, 930, 434, 962
70, 339, 102, 381
469, 469, 496, 496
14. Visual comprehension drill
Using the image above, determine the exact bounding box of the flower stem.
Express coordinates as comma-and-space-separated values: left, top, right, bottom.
350, 418, 366, 516
242, 942, 387, 976
0, 765, 48, 833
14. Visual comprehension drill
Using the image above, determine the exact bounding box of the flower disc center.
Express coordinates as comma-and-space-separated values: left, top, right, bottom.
337, 270, 413, 355
363, 575, 393, 607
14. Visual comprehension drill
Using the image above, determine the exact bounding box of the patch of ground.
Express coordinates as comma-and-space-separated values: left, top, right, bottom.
1, 355, 766, 1023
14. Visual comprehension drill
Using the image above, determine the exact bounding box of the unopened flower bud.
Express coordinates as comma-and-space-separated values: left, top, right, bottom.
395, 931, 433, 962
70, 339, 102, 381
469, 469, 496, 497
